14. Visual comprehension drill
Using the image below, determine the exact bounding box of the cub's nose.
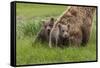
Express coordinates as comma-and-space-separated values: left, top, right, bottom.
65, 35, 68, 38
47, 27, 51, 35
47, 27, 51, 30
48, 29, 50, 33
64, 34, 69, 39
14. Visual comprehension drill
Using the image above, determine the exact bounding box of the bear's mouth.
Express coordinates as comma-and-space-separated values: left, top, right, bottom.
63, 37, 69, 40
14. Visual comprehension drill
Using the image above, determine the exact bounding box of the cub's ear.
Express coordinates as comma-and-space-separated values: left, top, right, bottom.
50, 17, 54, 21
41, 20, 46, 26
58, 23, 62, 29
42, 20, 45, 23
50, 17, 55, 23
49, 17, 55, 25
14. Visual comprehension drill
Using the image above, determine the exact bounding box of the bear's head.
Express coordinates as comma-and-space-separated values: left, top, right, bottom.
58, 23, 70, 39
42, 18, 54, 35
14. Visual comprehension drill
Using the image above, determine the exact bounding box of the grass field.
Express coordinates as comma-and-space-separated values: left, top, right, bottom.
16, 3, 97, 65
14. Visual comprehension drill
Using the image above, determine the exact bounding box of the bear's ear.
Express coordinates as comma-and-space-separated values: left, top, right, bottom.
41, 20, 46, 26
50, 17, 55, 25
68, 24, 70, 29
58, 23, 62, 29
50, 17, 54, 22
71, 10, 77, 16
42, 20, 45, 23
66, 12, 73, 17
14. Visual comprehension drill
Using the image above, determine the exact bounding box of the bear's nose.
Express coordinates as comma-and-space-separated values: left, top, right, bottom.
65, 35, 68, 38
47, 28, 51, 35
64, 33, 69, 38
48, 29, 50, 32
47, 27, 51, 30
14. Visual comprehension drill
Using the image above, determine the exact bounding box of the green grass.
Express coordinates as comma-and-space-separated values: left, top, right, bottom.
16, 3, 97, 65
16, 3, 67, 18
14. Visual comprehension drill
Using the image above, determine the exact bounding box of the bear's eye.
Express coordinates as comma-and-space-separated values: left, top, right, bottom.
62, 30, 64, 32
44, 25, 47, 28
66, 30, 68, 32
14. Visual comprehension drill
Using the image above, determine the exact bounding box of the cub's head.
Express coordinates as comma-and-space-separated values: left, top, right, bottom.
42, 18, 54, 35
58, 23, 70, 39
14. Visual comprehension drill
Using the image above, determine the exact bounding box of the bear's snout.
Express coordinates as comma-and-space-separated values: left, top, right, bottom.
63, 32, 69, 39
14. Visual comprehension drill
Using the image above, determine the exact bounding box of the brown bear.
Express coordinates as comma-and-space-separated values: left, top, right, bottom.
57, 17, 83, 47
49, 6, 96, 47
37, 18, 55, 42
49, 23, 70, 48
68, 22, 82, 47
66, 6, 96, 46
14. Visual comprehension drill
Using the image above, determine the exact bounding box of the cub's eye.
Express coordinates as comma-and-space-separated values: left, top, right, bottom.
66, 30, 68, 32
62, 30, 64, 32
44, 25, 47, 28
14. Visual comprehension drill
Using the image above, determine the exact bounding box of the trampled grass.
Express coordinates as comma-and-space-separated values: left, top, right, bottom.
16, 3, 97, 65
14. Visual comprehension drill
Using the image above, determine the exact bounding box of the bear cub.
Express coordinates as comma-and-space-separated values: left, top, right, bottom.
37, 18, 54, 42
49, 23, 70, 48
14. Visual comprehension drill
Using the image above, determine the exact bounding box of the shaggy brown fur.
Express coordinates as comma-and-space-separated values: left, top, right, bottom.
50, 23, 70, 47
37, 18, 54, 42
49, 6, 96, 47
67, 6, 96, 46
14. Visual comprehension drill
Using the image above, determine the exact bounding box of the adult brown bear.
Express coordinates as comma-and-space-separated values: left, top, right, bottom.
66, 6, 96, 46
